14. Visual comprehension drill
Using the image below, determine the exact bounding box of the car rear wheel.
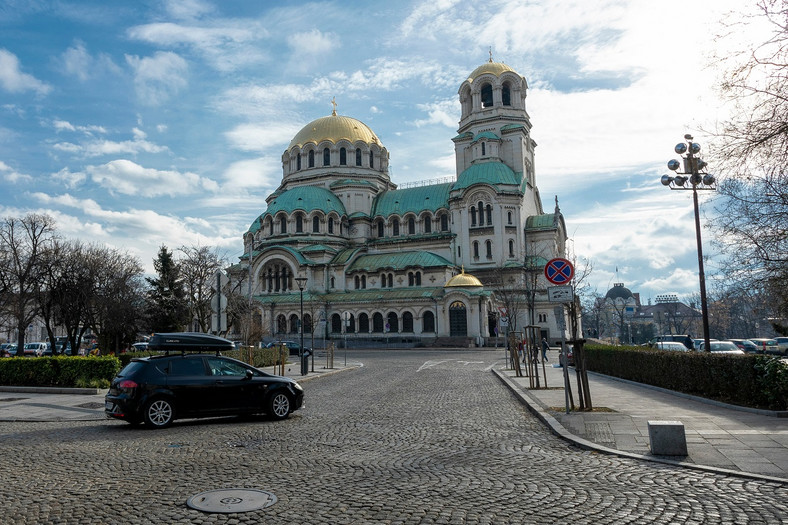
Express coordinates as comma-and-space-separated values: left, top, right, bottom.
267, 391, 291, 420
143, 397, 175, 429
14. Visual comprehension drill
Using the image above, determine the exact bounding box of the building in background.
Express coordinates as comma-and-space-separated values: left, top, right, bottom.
229, 59, 572, 346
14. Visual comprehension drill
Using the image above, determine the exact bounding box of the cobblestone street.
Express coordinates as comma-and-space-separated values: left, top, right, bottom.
1, 351, 786, 524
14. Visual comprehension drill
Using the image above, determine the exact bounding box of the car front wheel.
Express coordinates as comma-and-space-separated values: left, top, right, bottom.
267, 391, 291, 420
143, 398, 175, 429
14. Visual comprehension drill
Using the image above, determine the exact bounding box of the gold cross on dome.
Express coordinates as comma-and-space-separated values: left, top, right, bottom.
331, 96, 337, 115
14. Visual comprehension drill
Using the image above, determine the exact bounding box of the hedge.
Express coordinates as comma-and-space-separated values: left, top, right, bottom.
584, 344, 788, 411
0, 355, 121, 389
116, 346, 288, 368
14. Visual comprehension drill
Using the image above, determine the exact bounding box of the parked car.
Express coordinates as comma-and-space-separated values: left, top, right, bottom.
697, 341, 746, 354
23, 342, 47, 356
105, 332, 304, 428
654, 341, 690, 352
264, 340, 311, 356
729, 339, 760, 353
749, 338, 779, 354
692, 338, 718, 350
131, 342, 149, 352
774, 337, 788, 356
0, 343, 16, 357
651, 335, 694, 350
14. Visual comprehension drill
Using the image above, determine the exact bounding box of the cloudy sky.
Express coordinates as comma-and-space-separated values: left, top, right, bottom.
0, 0, 765, 302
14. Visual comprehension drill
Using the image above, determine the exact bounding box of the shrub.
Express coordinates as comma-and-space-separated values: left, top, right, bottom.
584, 344, 788, 410
0, 356, 121, 388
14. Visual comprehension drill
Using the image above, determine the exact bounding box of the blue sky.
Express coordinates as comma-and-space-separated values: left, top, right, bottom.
0, 0, 760, 302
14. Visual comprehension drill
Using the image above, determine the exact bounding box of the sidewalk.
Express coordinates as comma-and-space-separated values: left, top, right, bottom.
494, 355, 788, 483
0, 362, 354, 423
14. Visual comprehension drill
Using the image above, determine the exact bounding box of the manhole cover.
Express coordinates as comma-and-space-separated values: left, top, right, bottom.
186, 489, 277, 514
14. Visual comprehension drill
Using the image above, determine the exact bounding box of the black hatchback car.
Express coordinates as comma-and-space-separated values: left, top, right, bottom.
105, 333, 304, 429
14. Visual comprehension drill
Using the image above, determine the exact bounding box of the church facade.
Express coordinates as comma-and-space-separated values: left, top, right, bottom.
232, 59, 571, 346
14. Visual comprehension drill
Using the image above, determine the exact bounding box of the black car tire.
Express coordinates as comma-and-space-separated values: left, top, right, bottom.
267, 391, 291, 420
143, 397, 175, 429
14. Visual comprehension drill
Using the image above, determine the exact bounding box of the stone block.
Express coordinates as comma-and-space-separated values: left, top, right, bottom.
648, 420, 688, 456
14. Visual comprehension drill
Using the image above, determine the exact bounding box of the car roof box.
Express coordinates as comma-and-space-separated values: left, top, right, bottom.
148, 332, 234, 354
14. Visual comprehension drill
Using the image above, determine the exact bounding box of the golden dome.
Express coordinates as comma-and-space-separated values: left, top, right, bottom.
445, 267, 484, 288
468, 60, 517, 82
288, 113, 381, 150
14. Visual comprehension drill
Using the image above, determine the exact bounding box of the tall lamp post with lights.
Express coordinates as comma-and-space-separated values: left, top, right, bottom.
294, 277, 308, 375
661, 134, 716, 352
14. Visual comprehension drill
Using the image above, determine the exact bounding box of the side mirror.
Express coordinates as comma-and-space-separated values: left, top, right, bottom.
245, 369, 254, 380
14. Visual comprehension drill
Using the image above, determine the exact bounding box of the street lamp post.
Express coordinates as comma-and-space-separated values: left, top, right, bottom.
294, 276, 307, 375
661, 134, 716, 352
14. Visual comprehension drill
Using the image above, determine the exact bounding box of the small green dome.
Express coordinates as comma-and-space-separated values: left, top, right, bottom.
262, 186, 346, 219
453, 162, 519, 191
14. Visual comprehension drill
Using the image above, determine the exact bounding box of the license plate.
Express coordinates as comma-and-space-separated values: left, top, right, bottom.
105, 401, 114, 411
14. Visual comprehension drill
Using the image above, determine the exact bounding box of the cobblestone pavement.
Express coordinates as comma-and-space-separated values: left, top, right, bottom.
0, 350, 786, 524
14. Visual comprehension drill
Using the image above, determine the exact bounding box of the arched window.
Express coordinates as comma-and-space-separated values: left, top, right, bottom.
312, 216, 320, 233
355, 148, 362, 166
502, 84, 511, 106
269, 221, 274, 236
304, 314, 312, 334
481, 83, 493, 107
330, 276, 335, 288
280, 216, 286, 234
408, 217, 415, 235
359, 313, 369, 333
424, 216, 432, 233
388, 273, 394, 287
392, 219, 399, 236
402, 312, 414, 332
470, 206, 476, 227
323, 147, 330, 166
486, 240, 493, 259
331, 313, 342, 333
339, 147, 346, 165
308, 150, 314, 168
328, 217, 334, 234
478, 201, 485, 225
473, 241, 479, 259
297, 154, 301, 170
509, 239, 515, 257
296, 214, 303, 233
355, 276, 360, 289
408, 272, 414, 286
481, 142, 486, 156
508, 211, 512, 225
440, 214, 448, 231
369, 151, 374, 168
289, 314, 298, 334
372, 312, 384, 333
377, 221, 384, 238
347, 314, 356, 333
276, 315, 287, 334
381, 273, 386, 288
361, 275, 366, 289
423, 311, 435, 333
387, 312, 398, 333
457, 245, 462, 258
415, 272, 421, 286
486, 204, 492, 225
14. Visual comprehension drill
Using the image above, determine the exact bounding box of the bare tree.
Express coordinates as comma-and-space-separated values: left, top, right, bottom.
709, 0, 788, 331
178, 245, 227, 332
0, 214, 57, 354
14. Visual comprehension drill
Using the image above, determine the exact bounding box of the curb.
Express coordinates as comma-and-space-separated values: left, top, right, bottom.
0, 386, 99, 395
492, 368, 788, 485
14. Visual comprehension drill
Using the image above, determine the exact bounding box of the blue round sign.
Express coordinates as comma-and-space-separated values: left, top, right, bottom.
544, 258, 574, 285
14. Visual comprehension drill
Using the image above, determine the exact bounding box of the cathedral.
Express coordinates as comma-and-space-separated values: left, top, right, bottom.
233, 59, 570, 346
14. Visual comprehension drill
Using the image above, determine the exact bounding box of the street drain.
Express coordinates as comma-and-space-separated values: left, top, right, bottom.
186, 489, 277, 514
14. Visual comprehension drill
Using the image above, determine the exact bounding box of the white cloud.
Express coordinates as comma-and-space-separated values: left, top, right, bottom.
414, 99, 460, 128
164, 0, 215, 21
0, 160, 33, 183
52, 131, 169, 158
51, 167, 86, 188
221, 157, 280, 190
125, 51, 188, 105
86, 159, 219, 197
224, 123, 304, 152
0, 48, 51, 95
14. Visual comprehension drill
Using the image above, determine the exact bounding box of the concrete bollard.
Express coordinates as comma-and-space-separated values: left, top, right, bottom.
647, 420, 688, 456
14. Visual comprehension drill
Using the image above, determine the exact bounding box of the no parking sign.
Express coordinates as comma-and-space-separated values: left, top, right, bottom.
544, 258, 574, 285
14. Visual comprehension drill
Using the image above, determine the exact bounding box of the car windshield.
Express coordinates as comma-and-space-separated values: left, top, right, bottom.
710, 342, 739, 352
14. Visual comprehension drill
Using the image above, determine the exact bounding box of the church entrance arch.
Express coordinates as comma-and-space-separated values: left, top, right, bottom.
449, 301, 468, 337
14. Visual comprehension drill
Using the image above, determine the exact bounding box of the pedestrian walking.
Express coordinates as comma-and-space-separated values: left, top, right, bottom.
541, 337, 549, 363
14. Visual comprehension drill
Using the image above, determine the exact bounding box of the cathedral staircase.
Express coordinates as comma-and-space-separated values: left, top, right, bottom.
430, 337, 477, 348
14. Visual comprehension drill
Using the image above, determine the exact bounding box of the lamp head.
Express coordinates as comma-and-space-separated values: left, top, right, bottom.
661, 174, 673, 186
667, 159, 681, 171
690, 142, 701, 154
702, 174, 716, 186
674, 175, 688, 186
674, 143, 687, 154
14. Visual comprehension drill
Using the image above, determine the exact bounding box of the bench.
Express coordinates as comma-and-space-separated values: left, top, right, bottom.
647, 420, 688, 456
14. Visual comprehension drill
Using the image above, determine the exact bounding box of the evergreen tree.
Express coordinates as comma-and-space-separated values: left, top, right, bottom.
145, 245, 189, 333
